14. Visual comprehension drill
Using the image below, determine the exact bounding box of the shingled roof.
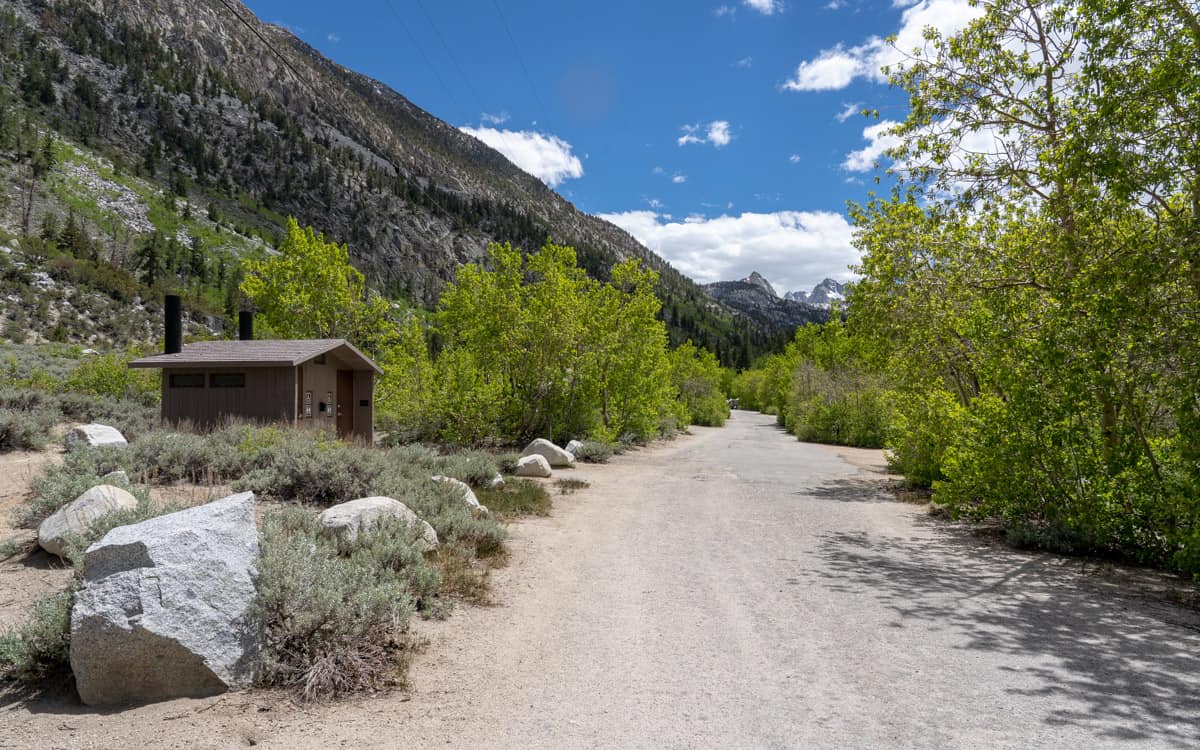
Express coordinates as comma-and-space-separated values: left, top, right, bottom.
129, 339, 383, 374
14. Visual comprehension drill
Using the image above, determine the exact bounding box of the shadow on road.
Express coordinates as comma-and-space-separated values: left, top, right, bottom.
803, 520, 1200, 746
799, 478, 895, 504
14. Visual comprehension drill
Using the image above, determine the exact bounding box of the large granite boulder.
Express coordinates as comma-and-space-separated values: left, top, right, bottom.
514, 454, 552, 478
70, 492, 260, 706
65, 424, 128, 449
565, 439, 584, 456
521, 438, 575, 468
38, 484, 138, 558
318, 497, 439, 551
431, 475, 489, 517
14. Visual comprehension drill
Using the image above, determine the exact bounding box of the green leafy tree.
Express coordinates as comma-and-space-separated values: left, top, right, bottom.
240, 218, 391, 354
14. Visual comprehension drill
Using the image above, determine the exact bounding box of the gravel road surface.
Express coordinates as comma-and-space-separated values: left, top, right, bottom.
3, 410, 1198, 748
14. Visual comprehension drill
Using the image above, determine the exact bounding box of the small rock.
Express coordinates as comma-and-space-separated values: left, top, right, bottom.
431, 475, 489, 516
514, 454, 552, 478
521, 438, 575, 468
65, 424, 128, 449
318, 496, 439, 551
486, 472, 505, 489
70, 493, 260, 706
565, 440, 584, 456
100, 469, 130, 486
38, 484, 138, 558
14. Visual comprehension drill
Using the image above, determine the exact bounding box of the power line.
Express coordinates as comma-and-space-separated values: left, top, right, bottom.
412, 0, 486, 108
382, 0, 467, 117
489, 0, 550, 126
212, 0, 311, 97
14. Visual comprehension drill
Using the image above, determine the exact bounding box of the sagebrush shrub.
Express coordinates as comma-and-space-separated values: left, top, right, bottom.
0, 408, 54, 453
252, 506, 423, 700
572, 440, 614, 464
19, 445, 140, 528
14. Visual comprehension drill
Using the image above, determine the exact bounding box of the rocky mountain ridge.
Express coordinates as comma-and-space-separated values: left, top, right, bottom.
0, 0, 777, 365
701, 272, 830, 333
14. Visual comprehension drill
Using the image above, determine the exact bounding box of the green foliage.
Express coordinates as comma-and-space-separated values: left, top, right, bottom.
251, 506, 422, 700
0, 588, 75, 683
18, 445, 139, 529
63, 350, 159, 406
0, 407, 54, 452
240, 218, 392, 354
667, 341, 729, 427
846, 0, 1200, 572
572, 440, 615, 464
379, 240, 706, 445
475, 479, 552, 518
732, 317, 891, 448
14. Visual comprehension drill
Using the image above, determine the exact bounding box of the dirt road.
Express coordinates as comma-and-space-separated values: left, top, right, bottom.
3, 410, 1199, 748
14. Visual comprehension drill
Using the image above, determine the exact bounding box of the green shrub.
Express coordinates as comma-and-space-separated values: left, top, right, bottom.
0, 408, 54, 452
234, 435, 386, 504
573, 440, 614, 464
128, 430, 231, 483
0, 588, 75, 683
252, 506, 422, 700
885, 387, 963, 487
476, 479, 552, 519
63, 351, 159, 406
18, 446, 139, 528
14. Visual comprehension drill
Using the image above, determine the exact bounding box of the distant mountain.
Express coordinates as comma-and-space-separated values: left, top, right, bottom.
701, 272, 828, 334
0, 0, 779, 366
784, 278, 847, 308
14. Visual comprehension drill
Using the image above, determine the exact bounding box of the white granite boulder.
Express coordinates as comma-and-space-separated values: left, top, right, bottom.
65, 424, 127, 449
38, 484, 138, 558
69, 492, 261, 706
521, 438, 575, 468
318, 496, 439, 551
514, 454, 552, 478
431, 475, 489, 516
486, 472, 505, 489
565, 440, 584, 456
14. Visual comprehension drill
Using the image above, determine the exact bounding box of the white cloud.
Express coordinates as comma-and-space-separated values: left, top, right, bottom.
835, 102, 863, 122
652, 166, 666, 175
459, 126, 584, 187
788, 154, 802, 164
596, 209, 858, 293
481, 112, 510, 126
743, 0, 782, 14
672, 174, 687, 184
734, 56, 754, 69
784, 44, 870, 91
679, 120, 733, 148
825, 0, 846, 9
326, 32, 340, 43
843, 120, 903, 171
714, 4, 737, 17
784, 0, 982, 91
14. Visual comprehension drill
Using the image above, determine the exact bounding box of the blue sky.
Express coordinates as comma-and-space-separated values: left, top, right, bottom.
242, 0, 979, 294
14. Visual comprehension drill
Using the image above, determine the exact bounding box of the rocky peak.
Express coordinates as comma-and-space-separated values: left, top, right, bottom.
742, 271, 777, 298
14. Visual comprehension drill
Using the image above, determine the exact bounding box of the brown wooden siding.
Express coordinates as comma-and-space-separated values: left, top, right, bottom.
162, 366, 296, 429
352, 370, 374, 442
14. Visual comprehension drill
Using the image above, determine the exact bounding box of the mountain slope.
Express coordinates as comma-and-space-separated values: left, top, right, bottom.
702, 273, 829, 334
0, 0, 777, 365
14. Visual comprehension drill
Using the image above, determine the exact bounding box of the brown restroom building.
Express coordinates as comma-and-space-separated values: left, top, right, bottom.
129, 296, 382, 441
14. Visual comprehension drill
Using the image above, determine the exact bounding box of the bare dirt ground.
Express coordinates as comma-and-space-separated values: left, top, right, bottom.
3, 411, 1200, 748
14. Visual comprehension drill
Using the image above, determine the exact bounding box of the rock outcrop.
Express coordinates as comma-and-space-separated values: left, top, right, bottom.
514, 454, 553, 478
65, 424, 128, 449
37, 484, 138, 558
69, 492, 261, 706
522, 438, 575, 468
432, 475, 489, 516
318, 496, 439, 551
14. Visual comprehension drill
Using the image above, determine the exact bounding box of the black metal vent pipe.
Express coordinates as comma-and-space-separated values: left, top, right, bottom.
238, 310, 254, 341
164, 294, 182, 355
